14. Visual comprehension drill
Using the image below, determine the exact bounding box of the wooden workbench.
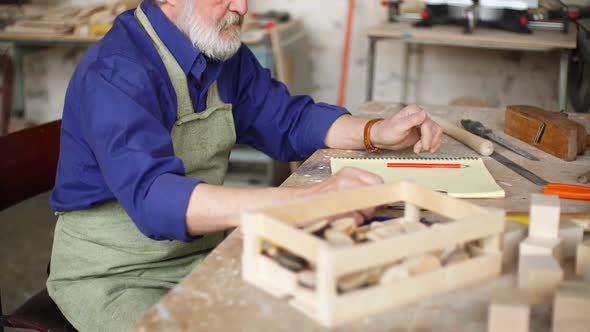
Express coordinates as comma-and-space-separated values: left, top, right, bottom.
365, 21, 577, 112
134, 103, 590, 332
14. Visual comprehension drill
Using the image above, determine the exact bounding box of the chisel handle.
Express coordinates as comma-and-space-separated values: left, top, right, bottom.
430, 115, 494, 156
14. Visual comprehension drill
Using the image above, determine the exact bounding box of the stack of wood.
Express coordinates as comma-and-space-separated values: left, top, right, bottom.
2, 1, 138, 36
262, 217, 477, 294
242, 181, 505, 327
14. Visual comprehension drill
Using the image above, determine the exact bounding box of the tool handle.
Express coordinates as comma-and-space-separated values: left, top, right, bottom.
542, 184, 590, 200
431, 115, 494, 156
578, 170, 590, 184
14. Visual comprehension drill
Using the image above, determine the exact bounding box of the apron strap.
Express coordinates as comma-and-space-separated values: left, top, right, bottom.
134, 6, 195, 119
206, 81, 224, 108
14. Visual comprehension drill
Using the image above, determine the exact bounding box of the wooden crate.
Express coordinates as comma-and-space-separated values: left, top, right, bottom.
241, 181, 505, 327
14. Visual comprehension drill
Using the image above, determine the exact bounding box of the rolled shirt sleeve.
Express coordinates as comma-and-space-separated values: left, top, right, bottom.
228, 45, 350, 162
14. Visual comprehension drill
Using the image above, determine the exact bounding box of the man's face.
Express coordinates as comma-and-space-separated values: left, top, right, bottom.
176, 0, 248, 61
192, 0, 247, 32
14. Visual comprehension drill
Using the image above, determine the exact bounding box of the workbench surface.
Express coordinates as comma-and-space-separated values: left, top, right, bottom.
134, 103, 590, 332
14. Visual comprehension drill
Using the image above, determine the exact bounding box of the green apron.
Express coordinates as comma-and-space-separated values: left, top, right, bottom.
47, 7, 236, 331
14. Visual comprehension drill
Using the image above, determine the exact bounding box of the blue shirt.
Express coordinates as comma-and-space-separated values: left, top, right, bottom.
50, 1, 348, 242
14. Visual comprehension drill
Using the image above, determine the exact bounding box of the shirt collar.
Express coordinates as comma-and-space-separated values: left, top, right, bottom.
141, 1, 203, 76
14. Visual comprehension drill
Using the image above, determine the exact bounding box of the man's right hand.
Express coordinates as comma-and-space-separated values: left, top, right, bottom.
308, 166, 384, 193
186, 167, 384, 235
305, 167, 384, 225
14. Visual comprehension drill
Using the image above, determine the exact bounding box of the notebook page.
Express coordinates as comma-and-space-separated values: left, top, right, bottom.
330, 157, 505, 198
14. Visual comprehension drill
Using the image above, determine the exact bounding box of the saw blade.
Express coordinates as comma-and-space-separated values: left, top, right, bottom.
491, 152, 548, 186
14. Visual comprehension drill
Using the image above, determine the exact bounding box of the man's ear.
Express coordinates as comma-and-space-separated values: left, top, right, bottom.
159, 0, 182, 20
157, 0, 179, 6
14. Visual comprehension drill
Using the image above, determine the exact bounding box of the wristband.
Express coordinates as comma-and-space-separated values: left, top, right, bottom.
363, 118, 383, 153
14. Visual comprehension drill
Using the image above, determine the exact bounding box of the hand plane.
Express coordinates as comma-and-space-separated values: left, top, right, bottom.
504, 105, 590, 161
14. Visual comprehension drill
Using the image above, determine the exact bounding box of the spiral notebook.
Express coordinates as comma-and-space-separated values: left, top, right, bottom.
330, 157, 505, 198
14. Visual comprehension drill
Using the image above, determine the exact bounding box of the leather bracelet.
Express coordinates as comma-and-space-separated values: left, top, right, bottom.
363, 118, 383, 153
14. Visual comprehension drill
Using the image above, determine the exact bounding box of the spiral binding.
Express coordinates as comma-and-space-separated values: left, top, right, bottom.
331, 157, 478, 161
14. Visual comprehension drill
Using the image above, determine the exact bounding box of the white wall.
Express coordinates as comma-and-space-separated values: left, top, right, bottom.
249, 0, 562, 113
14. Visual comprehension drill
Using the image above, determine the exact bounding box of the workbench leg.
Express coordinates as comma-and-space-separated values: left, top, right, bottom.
401, 43, 411, 104
558, 49, 570, 112
414, 44, 424, 103
365, 37, 377, 102
12, 45, 24, 116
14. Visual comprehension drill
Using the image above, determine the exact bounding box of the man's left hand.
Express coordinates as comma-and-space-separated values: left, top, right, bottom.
371, 104, 443, 154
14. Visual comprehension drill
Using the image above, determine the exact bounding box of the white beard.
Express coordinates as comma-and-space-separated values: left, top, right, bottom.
176, 0, 242, 61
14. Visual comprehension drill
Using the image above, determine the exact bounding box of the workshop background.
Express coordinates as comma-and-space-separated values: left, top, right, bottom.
1, 0, 589, 331
14, 0, 586, 123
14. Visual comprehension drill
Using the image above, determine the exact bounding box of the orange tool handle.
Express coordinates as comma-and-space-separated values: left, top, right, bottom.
542, 183, 590, 200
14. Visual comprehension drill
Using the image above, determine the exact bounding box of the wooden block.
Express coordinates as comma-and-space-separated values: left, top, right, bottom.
401, 221, 427, 234
503, 220, 527, 265
366, 223, 404, 241
323, 253, 502, 328
559, 220, 584, 258
564, 216, 590, 232
519, 237, 563, 264
331, 211, 504, 276
377, 218, 399, 227
369, 221, 384, 230
552, 282, 590, 332
330, 217, 356, 235
297, 270, 316, 289
487, 288, 530, 332
529, 194, 560, 240
366, 267, 384, 285
301, 219, 328, 234
402, 254, 441, 275
324, 229, 355, 247
380, 264, 410, 284
576, 240, 590, 277
337, 271, 370, 293
441, 248, 470, 266
404, 202, 420, 223
518, 255, 564, 304
466, 243, 486, 257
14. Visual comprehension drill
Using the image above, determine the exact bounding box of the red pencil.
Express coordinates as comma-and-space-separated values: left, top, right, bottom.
387, 163, 468, 169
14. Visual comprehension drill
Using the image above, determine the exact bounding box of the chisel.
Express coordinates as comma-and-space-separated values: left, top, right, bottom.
429, 116, 546, 185
461, 119, 540, 161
